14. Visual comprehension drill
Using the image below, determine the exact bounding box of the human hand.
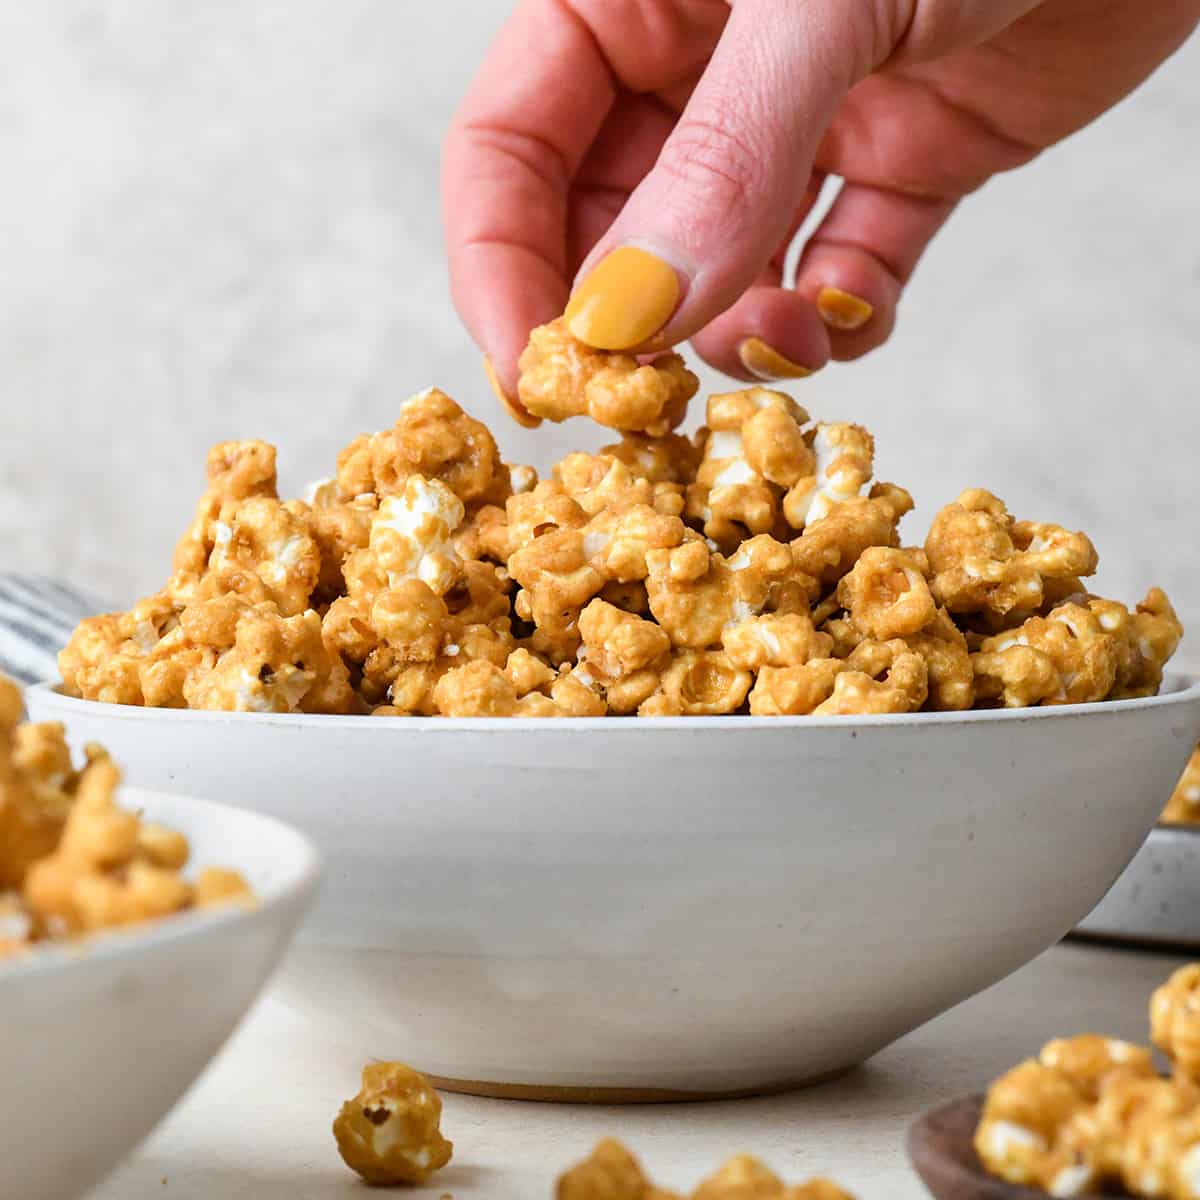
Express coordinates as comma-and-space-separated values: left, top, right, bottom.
442, 0, 1199, 407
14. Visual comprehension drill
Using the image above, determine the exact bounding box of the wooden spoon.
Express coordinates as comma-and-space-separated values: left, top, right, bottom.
906, 1094, 1116, 1200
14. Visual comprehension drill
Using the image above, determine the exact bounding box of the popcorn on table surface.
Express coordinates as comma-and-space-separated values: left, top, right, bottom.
974, 964, 1200, 1199
60, 331, 1182, 718
333, 1061, 453, 1186
1163, 743, 1200, 825
328, 1066, 855, 1197
557, 1138, 855, 1200
0, 674, 251, 957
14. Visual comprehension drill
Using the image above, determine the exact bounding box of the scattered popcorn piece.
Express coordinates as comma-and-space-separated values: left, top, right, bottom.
333, 1061, 453, 1186
555, 1141, 852, 1200
556, 1138, 670, 1200
518, 319, 699, 436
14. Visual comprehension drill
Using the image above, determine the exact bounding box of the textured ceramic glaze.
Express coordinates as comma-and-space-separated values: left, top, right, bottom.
1075, 825, 1200, 948
0, 790, 320, 1200
27, 680, 1200, 1097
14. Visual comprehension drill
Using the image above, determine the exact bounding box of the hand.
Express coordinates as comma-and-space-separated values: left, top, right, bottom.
442, 0, 1199, 403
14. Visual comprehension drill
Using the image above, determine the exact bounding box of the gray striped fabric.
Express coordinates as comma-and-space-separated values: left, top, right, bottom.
0, 574, 103, 684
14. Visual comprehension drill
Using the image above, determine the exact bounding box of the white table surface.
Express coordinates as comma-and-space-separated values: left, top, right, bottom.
96, 940, 1190, 1199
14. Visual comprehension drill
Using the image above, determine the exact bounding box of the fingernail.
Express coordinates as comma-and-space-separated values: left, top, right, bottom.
483, 357, 541, 428
737, 337, 817, 381
817, 287, 874, 331
564, 246, 681, 350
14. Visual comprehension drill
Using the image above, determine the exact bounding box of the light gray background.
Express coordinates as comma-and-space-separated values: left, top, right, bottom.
2, 3, 1197, 659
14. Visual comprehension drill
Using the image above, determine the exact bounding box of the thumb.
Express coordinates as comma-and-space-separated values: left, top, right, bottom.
562, 0, 885, 352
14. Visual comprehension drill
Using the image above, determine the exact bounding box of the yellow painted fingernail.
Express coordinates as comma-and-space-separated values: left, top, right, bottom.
817, 286, 874, 331
737, 337, 816, 381
564, 246, 680, 350
483, 357, 541, 428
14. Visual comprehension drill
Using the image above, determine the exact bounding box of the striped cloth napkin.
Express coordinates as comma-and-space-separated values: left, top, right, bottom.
0, 574, 104, 685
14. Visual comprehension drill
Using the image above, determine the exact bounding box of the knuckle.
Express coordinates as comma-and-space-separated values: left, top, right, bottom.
657, 114, 771, 230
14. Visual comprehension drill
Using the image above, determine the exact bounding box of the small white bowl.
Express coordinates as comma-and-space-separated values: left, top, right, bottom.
27, 679, 1200, 1101
0, 790, 320, 1199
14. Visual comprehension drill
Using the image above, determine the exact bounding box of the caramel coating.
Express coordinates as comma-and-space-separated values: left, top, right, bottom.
555, 1140, 852, 1200
974, 1059, 1091, 1190
518, 319, 699, 436
687, 389, 811, 549
972, 602, 1120, 708
813, 639, 928, 715
1163, 744, 1200, 826
59, 336, 1180, 720
838, 546, 935, 641
556, 1138, 674, 1200
1153, 966, 1200, 1087
926, 489, 1097, 618
332, 1061, 452, 1186
1039, 1035, 1156, 1102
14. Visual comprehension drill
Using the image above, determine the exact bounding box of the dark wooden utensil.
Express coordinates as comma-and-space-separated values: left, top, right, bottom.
907, 1094, 1115, 1200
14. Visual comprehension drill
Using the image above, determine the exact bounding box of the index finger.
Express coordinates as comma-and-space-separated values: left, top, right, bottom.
441, 0, 615, 398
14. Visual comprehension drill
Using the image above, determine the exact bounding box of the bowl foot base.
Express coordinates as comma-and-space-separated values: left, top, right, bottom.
427, 1064, 854, 1104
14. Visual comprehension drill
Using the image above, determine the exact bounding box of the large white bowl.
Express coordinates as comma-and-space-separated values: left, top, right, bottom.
27, 678, 1200, 1101
0, 789, 320, 1199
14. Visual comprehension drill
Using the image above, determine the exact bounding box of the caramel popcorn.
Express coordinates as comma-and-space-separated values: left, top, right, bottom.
0, 675, 252, 957
1153, 966, 1200, 1086
813, 640, 928, 715
974, 1059, 1093, 1191
978, 968, 1200, 1199
555, 1141, 852, 1200
1163, 744, 1200, 825
333, 1061, 453, 1186
926, 489, 1097, 619
518, 319, 699, 435
837, 547, 935, 641
60, 336, 1181, 719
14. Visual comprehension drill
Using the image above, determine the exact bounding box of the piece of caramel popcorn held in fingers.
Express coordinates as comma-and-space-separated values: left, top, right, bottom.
333, 1061, 452, 1186
517, 319, 699, 435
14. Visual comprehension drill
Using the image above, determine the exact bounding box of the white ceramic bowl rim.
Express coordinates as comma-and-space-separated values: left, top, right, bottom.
27, 673, 1200, 731
0, 792, 321, 988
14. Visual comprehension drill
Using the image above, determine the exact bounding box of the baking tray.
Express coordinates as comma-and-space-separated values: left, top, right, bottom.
1073, 824, 1200, 949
